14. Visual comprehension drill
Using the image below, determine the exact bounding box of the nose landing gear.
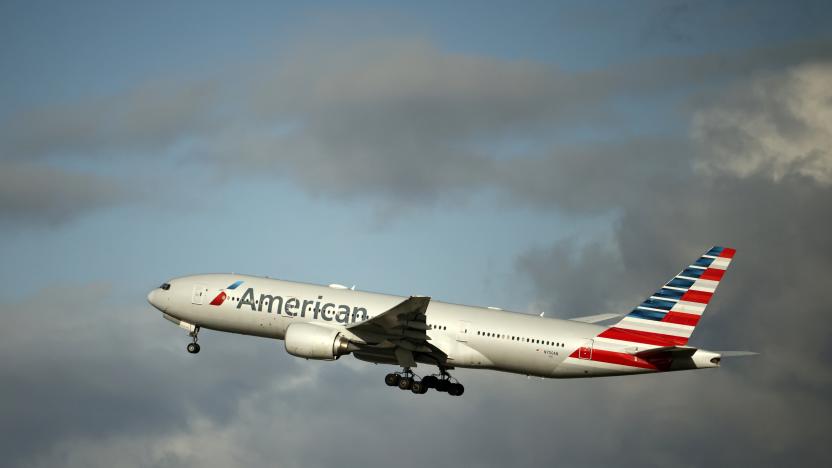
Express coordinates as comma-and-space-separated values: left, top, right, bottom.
186, 326, 201, 354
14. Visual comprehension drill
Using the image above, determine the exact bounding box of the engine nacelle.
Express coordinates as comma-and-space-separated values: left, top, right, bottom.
284, 323, 354, 360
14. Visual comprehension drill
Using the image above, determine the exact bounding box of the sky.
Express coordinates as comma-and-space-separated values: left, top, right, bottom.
1, 1, 831, 466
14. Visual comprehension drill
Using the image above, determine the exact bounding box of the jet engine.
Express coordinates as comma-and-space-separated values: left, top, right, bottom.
284, 323, 356, 360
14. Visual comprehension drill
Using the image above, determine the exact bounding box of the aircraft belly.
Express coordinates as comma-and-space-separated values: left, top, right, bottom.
552, 356, 658, 378
445, 341, 492, 368
469, 342, 560, 378
184, 305, 284, 339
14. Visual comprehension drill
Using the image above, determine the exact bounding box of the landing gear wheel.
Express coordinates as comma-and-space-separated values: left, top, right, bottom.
384, 373, 401, 387
186, 326, 201, 354
448, 383, 464, 396
398, 376, 413, 390
435, 379, 450, 392
421, 375, 438, 389
411, 381, 428, 394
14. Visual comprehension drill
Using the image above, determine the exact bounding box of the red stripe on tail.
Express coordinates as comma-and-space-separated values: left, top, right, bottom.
680, 289, 713, 304
598, 327, 688, 346
699, 268, 725, 281
662, 311, 701, 326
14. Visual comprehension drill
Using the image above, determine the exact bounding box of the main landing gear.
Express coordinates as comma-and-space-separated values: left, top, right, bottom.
186, 326, 201, 354
384, 367, 464, 396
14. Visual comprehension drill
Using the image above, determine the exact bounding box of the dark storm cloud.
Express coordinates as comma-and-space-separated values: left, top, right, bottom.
499, 136, 692, 213
516, 62, 832, 465
0, 163, 127, 227
518, 239, 641, 317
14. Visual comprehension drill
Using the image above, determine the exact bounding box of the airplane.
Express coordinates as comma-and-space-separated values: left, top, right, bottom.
146, 246, 755, 396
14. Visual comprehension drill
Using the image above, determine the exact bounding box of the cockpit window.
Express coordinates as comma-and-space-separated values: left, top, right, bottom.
160, 283, 171, 291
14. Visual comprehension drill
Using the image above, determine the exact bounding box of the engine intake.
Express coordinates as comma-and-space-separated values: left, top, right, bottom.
284, 323, 356, 360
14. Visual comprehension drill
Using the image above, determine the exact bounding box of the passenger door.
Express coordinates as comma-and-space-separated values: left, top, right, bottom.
191, 284, 207, 305
456, 320, 472, 342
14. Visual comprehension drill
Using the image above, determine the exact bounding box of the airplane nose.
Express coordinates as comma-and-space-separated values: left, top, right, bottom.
147, 289, 157, 306
147, 288, 166, 312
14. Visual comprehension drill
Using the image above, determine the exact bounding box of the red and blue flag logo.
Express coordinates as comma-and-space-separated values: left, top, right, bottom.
209, 280, 244, 306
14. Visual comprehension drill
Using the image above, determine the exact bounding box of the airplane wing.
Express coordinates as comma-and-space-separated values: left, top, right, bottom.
346, 296, 438, 367
569, 313, 622, 324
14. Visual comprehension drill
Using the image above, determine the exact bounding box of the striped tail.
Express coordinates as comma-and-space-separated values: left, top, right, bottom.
597, 246, 736, 348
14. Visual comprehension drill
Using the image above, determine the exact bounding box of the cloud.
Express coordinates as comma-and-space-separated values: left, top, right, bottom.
5, 37, 831, 215
498, 136, 692, 213
13, 294, 828, 468
518, 238, 647, 318
0, 283, 305, 467
202, 39, 718, 210
693, 62, 832, 184
0, 79, 220, 161
0, 163, 128, 227
207, 39, 609, 202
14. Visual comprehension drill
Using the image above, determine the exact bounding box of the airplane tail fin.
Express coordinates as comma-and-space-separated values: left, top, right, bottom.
597, 246, 736, 348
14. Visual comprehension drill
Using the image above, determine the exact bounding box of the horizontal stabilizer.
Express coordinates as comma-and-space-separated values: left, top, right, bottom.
635, 346, 698, 360
569, 313, 622, 324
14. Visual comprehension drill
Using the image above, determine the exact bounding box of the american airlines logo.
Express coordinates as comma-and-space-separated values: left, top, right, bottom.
220, 286, 369, 324
209, 280, 244, 306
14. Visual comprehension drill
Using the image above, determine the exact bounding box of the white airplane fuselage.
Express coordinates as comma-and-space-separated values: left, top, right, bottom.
147, 273, 719, 379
